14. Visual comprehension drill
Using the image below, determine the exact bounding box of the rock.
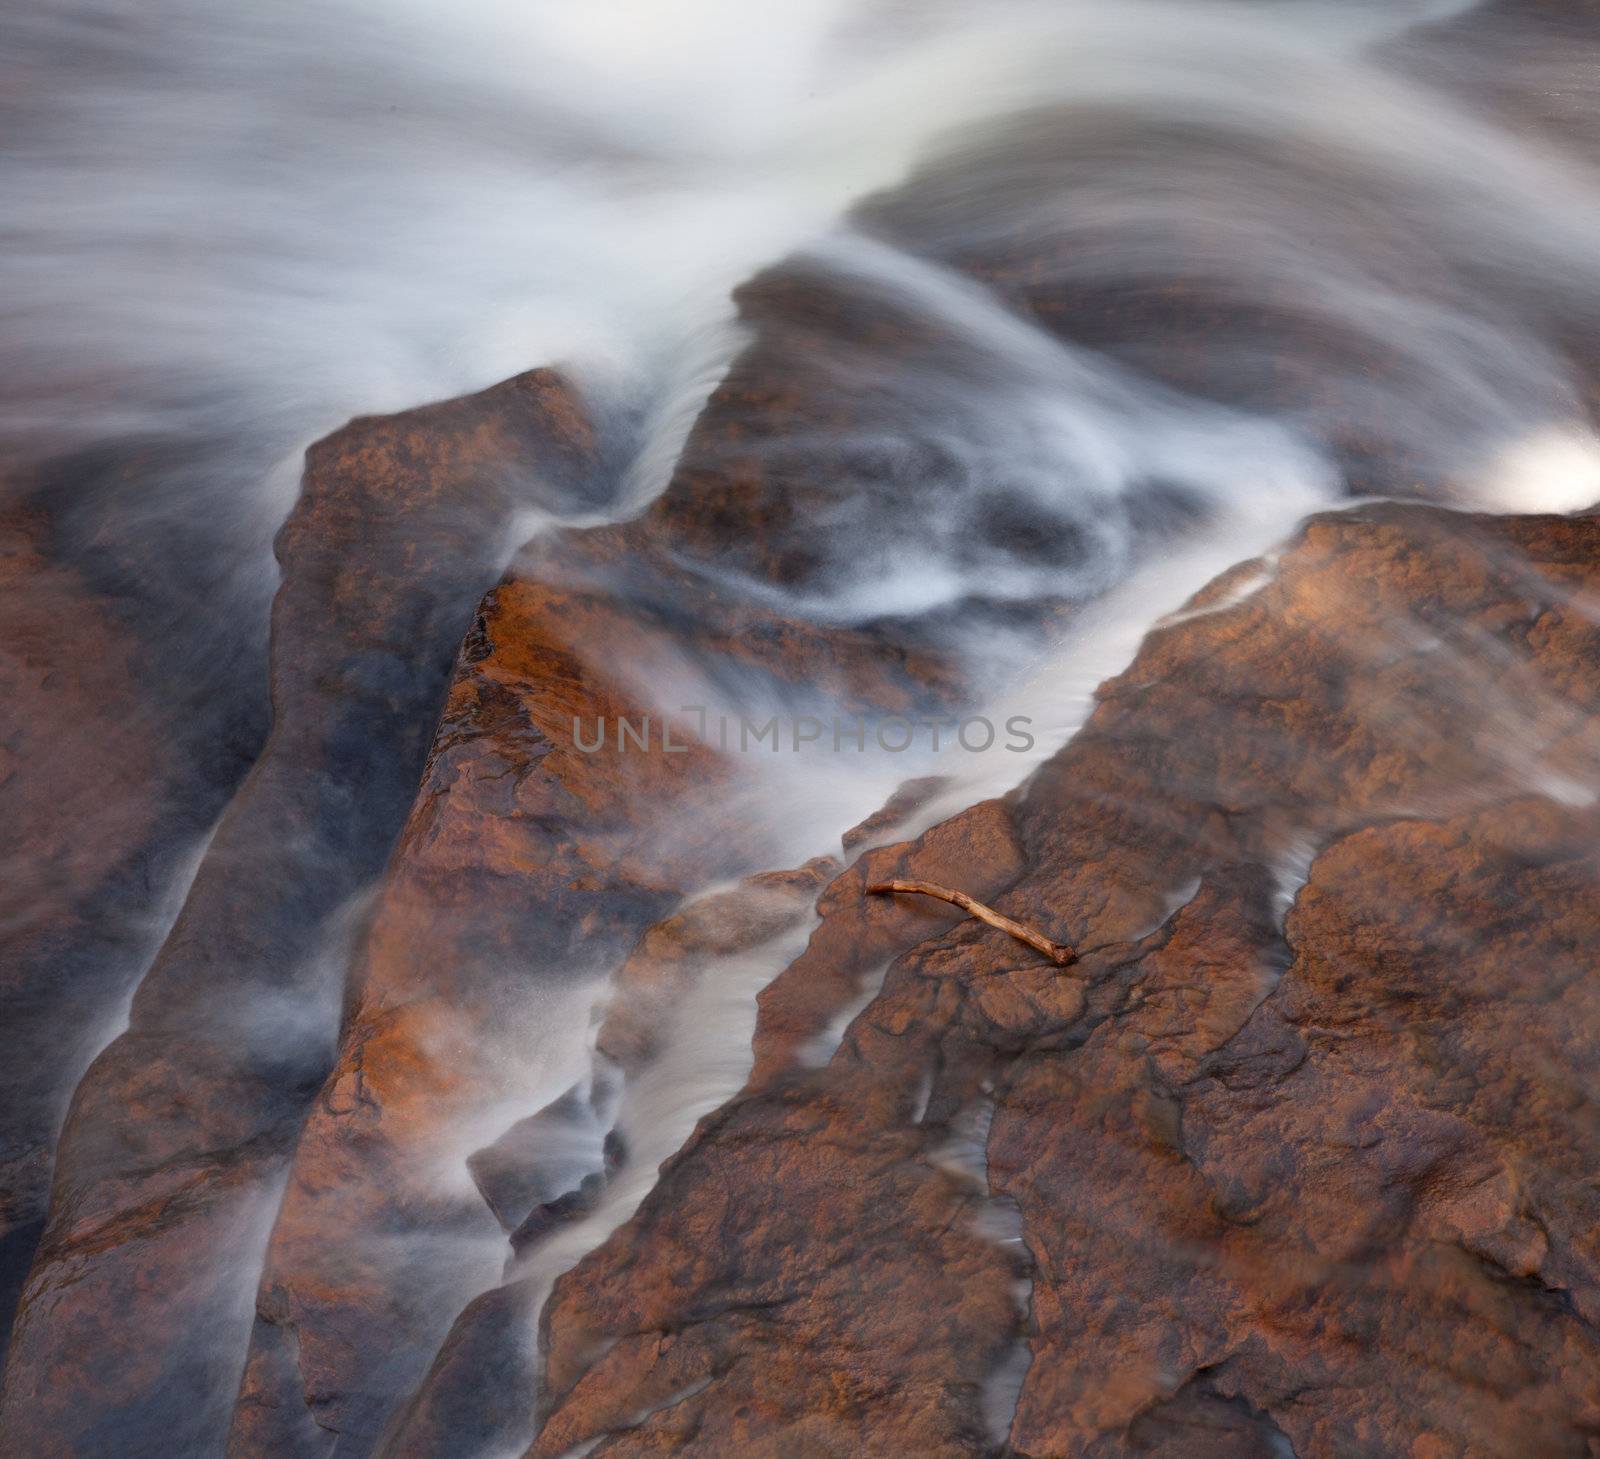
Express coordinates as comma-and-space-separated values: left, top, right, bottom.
0, 476, 268, 1363
257, 224, 1147, 1454
595, 856, 840, 1074
232, 211, 1319, 1454
221, 294, 987, 1452
0, 369, 602, 1459
467, 1084, 616, 1238
468, 785, 992, 1270
363, 777, 1028, 1459
748, 795, 1027, 1087
220, 558, 860, 1458
0, 502, 176, 1359
510, 1174, 607, 1256
841, 774, 950, 854
527, 504, 1600, 1458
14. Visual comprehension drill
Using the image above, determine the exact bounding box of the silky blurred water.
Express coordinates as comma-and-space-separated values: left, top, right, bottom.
4, 1, 1599, 1453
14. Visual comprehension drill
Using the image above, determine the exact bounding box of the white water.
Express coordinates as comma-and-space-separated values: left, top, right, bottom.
6, 0, 1600, 1454
6, 0, 1596, 505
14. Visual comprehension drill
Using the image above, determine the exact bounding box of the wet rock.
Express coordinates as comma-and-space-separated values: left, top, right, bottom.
596, 856, 840, 1074
0, 503, 171, 1358
0, 369, 602, 1459
467, 1085, 616, 1237
0, 482, 267, 1361
528, 504, 1600, 1459
749, 794, 1027, 1086
362, 772, 1027, 1459
841, 774, 950, 854
221, 562, 850, 1458
235, 229, 1169, 1456
510, 1174, 607, 1257
223, 309, 983, 1452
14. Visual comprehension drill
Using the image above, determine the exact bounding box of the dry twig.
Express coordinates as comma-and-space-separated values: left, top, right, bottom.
866, 879, 1076, 965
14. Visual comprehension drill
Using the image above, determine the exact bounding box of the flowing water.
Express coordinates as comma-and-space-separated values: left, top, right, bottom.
3, 0, 1598, 1453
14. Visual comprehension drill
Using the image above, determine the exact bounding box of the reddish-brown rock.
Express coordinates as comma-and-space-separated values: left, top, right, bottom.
526, 503, 1600, 1459
222, 338, 982, 1451
224, 566, 737, 1459
0, 370, 602, 1459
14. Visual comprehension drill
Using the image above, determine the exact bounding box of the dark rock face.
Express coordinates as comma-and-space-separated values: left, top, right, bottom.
0, 503, 179, 1360
0, 479, 269, 1365
0, 370, 602, 1459
526, 505, 1600, 1458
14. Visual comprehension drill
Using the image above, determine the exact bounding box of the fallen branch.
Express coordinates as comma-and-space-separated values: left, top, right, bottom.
866, 879, 1076, 966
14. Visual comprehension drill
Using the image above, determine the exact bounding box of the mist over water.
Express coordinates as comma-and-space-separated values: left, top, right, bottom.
5, 0, 1600, 1453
